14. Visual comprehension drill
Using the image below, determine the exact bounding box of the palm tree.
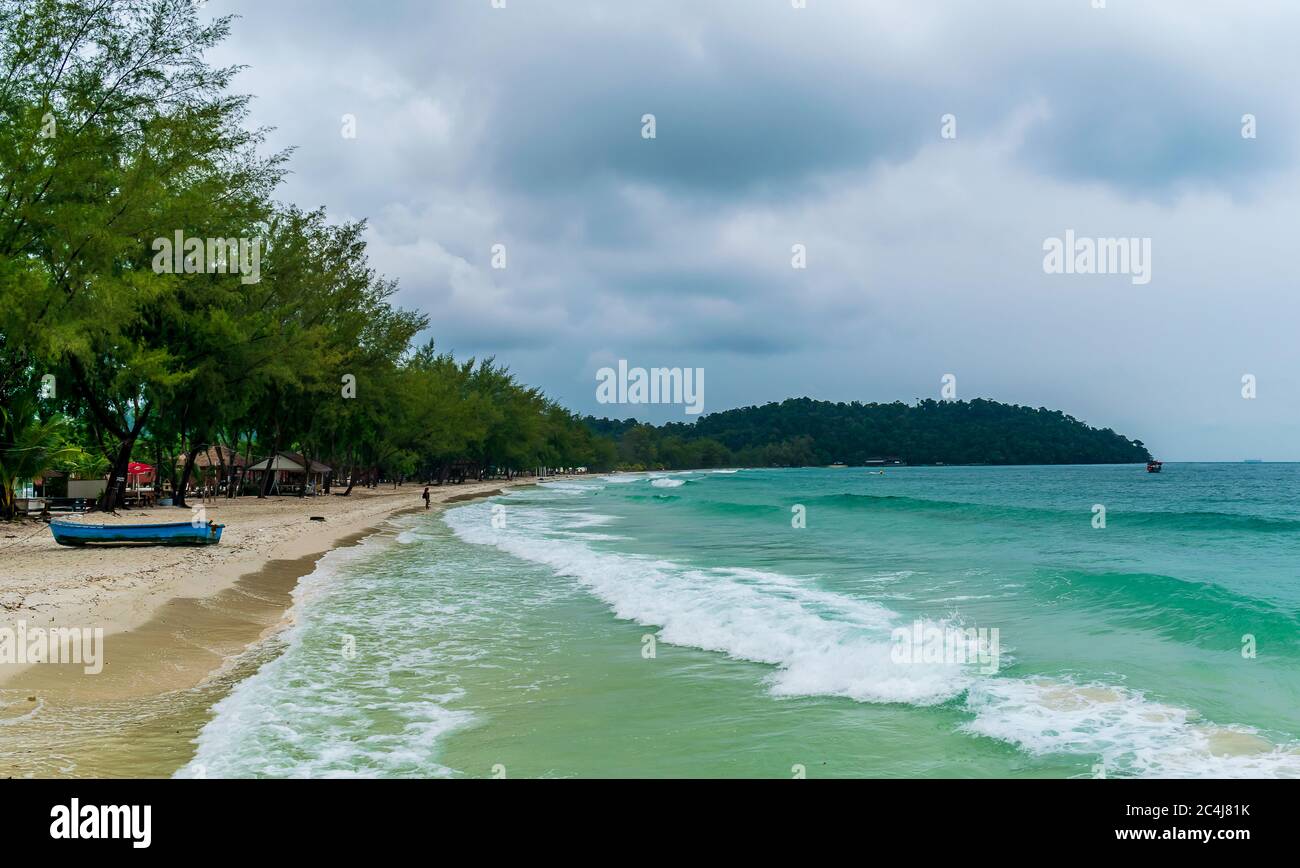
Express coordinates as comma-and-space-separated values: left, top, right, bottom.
0, 399, 83, 520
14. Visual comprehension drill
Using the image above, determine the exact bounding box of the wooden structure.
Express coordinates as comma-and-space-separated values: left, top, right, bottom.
246, 451, 332, 494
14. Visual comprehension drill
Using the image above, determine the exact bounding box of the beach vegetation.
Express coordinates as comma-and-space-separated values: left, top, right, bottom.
0, 0, 613, 513
587, 398, 1151, 470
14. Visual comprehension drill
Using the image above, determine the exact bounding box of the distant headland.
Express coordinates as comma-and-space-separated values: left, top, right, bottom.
586, 398, 1152, 470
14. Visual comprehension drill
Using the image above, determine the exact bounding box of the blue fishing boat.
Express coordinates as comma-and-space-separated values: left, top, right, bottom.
49, 519, 225, 547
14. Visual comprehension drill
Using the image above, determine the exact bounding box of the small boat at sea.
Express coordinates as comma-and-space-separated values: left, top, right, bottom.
1146, 460, 1163, 473
49, 519, 225, 547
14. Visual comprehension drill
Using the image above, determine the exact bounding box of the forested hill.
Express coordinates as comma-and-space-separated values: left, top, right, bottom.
585, 398, 1152, 469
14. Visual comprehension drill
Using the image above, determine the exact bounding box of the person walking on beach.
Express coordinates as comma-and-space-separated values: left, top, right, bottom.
422, 486, 431, 509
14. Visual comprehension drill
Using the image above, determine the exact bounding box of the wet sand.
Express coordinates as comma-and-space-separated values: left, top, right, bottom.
0, 478, 548, 777
0, 554, 316, 776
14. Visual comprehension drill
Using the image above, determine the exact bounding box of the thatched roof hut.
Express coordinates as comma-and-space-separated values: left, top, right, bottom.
175, 445, 247, 469
246, 451, 332, 492
198, 445, 247, 468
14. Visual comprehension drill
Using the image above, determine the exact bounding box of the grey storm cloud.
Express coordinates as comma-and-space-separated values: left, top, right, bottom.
210, 0, 1300, 458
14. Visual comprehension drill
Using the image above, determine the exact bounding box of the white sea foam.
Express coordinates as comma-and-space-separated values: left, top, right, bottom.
963, 678, 1300, 778
553, 531, 630, 542
564, 511, 617, 528
650, 478, 685, 488
191, 487, 1300, 779
854, 570, 916, 585
539, 481, 602, 493
445, 501, 975, 706
0, 697, 45, 726
448, 493, 1300, 778
177, 522, 474, 778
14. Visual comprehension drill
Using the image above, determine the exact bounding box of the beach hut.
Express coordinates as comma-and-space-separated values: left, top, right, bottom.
186, 445, 248, 495
246, 451, 332, 495
192, 445, 247, 474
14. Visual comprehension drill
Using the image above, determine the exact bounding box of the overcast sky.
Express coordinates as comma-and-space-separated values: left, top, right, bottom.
209, 1, 1300, 460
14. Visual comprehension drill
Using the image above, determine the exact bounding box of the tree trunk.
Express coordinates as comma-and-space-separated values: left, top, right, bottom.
174, 445, 201, 509
215, 444, 228, 499
100, 438, 135, 513
258, 393, 281, 498
298, 447, 311, 499
98, 405, 153, 512
235, 428, 254, 498
153, 440, 164, 495
341, 448, 356, 496
258, 442, 278, 498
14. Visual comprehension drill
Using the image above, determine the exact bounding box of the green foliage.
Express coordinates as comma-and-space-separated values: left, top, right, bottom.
0, 0, 609, 514
586, 398, 1151, 470
0, 1, 1153, 514
0, 394, 83, 517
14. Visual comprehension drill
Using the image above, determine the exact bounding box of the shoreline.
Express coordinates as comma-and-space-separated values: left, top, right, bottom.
0, 478, 546, 777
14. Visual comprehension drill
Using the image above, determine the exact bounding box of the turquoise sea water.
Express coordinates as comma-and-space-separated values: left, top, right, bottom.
179, 465, 1300, 778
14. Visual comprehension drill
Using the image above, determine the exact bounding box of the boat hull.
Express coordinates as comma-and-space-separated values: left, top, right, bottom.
49, 520, 225, 547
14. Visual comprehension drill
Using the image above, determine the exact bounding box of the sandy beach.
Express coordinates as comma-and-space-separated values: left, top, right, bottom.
1, 482, 521, 645
0, 479, 536, 776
